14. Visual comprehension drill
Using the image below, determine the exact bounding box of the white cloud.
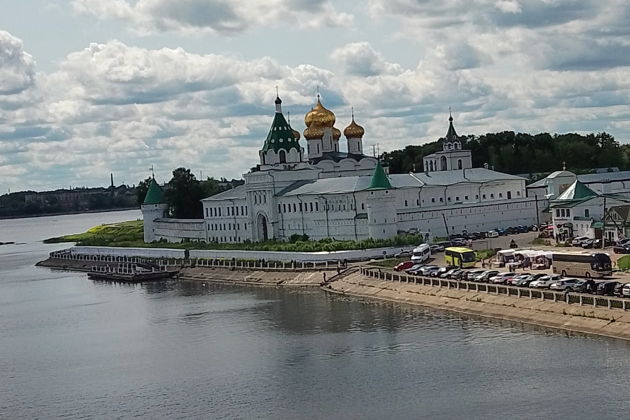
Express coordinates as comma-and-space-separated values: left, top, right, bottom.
0, 31, 36, 95
72, 0, 353, 34
331, 42, 402, 76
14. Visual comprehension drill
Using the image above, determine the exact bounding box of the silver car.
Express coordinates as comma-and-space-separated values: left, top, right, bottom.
530, 275, 562, 289
549, 278, 580, 291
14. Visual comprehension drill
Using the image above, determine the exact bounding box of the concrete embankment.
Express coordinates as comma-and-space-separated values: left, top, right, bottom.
325, 272, 630, 341
179, 266, 333, 287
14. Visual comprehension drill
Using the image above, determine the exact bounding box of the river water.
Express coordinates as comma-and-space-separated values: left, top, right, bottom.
1, 210, 630, 419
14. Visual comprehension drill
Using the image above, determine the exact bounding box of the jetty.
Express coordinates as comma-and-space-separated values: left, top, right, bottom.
87, 263, 178, 283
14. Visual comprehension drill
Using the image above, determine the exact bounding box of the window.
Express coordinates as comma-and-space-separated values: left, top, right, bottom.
556, 209, 561, 217
316, 202, 319, 211
457, 159, 462, 170
309, 202, 313, 211
279, 150, 287, 163
431, 198, 435, 203
405, 200, 408, 207
278, 204, 282, 213
490, 194, 494, 199
507, 191, 512, 199
465, 195, 469, 200
293, 203, 296, 212
482, 194, 486, 199
448, 197, 451, 201
205, 208, 208, 217
439, 197, 444, 202
585, 209, 590, 217
499, 193, 503, 198
299, 203, 303, 211
283, 204, 287, 213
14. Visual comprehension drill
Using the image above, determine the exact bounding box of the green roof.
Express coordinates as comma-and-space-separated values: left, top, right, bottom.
143, 178, 165, 205
445, 114, 459, 142
261, 111, 300, 153
368, 161, 393, 190
556, 180, 597, 201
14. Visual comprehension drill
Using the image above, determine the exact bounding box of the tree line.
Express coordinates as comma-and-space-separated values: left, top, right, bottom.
383, 131, 629, 177
137, 168, 243, 219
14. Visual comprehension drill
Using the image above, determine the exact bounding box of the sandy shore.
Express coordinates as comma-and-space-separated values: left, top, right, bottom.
325, 271, 630, 341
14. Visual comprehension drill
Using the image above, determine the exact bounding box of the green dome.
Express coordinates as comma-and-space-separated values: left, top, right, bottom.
143, 178, 165, 205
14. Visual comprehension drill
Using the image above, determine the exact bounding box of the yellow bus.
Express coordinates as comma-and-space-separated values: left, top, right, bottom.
444, 247, 476, 268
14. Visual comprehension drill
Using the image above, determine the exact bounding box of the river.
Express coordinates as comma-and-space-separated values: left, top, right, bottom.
1, 210, 630, 419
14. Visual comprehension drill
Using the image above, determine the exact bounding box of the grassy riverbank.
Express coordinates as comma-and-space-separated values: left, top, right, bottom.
44, 220, 427, 252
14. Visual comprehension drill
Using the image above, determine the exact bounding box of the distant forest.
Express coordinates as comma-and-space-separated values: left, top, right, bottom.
383, 132, 628, 178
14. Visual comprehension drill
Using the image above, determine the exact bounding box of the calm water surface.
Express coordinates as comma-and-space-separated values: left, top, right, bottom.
1, 211, 630, 419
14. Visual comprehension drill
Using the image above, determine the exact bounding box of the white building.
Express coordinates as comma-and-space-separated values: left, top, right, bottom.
143, 95, 541, 243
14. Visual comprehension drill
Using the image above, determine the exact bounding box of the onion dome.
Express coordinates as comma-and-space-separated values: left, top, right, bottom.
344, 117, 365, 139
332, 127, 341, 140
262, 96, 300, 153
304, 95, 335, 128
304, 124, 324, 140
292, 128, 301, 141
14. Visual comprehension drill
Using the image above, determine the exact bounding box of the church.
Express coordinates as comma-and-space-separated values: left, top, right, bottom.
142, 94, 541, 243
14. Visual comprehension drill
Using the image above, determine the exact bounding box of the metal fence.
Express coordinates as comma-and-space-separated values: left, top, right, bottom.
359, 267, 630, 311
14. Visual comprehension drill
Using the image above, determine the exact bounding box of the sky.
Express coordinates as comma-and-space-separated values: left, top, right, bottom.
1, 0, 630, 193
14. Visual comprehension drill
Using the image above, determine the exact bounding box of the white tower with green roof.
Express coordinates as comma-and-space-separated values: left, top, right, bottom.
141, 178, 168, 242
259, 95, 303, 166
366, 161, 398, 240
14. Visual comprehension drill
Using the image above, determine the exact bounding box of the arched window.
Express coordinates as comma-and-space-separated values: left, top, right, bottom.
440, 156, 447, 171
457, 159, 462, 170
279, 150, 286, 163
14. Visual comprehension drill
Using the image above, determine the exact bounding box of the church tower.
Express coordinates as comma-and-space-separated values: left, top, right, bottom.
304, 95, 337, 160
259, 95, 303, 166
344, 109, 365, 155
366, 161, 397, 240
141, 178, 168, 242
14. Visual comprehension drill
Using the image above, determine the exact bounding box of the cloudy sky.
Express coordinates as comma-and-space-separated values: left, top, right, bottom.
1, 0, 629, 192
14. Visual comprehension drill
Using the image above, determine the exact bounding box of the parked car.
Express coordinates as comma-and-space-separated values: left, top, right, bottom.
581, 238, 595, 249
596, 281, 620, 296
516, 225, 528, 233
571, 236, 589, 247
405, 264, 425, 274
621, 283, 630, 298
446, 269, 464, 279
417, 265, 440, 276
573, 279, 597, 294
549, 278, 581, 291
486, 230, 499, 238
489, 272, 516, 284
394, 250, 412, 258
474, 270, 500, 283
613, 245, 630, 254
434, 266, 455, 277
440, 268, 457, 278
507, 273, 530, 286
430, 244, 445, 253
519, 273, 547, 287
614, 282, 625, 297
450, 238, 467, 247
394, 261, 415, 272
465, 269, 486, 281
530, 275, 562, 289
429, 266, 451, 277
617, 238, 630, 247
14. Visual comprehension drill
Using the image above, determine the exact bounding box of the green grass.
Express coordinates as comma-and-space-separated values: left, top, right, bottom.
618, 255, 630, 270
44, 221, 428, 252
475, 249, 497, 261
44, 220, 144, 245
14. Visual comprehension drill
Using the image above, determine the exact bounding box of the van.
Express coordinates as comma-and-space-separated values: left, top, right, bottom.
411, 244, 431, 263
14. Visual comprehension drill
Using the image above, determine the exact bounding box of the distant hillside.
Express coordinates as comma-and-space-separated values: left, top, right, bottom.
383, 131, 629, 178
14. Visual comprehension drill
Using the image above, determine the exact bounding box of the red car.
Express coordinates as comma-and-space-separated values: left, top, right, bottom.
394, 261, 415, 271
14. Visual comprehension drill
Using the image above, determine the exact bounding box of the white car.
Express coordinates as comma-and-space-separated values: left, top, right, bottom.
488, 272, 516, 284
549, 278, 581, 291
621, 283, 630, 297
530, 275, 562, 289
486, 230, 499, 238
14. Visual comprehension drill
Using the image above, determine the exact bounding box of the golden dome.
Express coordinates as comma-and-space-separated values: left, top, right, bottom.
304, 124, 324, 140
344, 117, 365, 138
292, 128, 301, 141
332, 127, 341, 140
304, 96, 335, 128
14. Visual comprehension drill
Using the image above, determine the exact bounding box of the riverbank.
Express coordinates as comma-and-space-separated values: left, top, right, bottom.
324, 272, 630, 342
179, 266, 333, 287
0, 207, 139, 220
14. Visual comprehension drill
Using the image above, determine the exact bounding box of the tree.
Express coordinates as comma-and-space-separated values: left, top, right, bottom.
136, 177, 152, 205
165, 167, 204, 218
